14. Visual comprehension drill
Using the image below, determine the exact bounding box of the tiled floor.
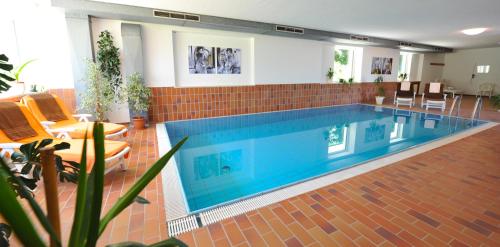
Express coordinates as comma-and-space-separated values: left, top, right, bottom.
177, 125, 500, 247
7, 97, 500, 247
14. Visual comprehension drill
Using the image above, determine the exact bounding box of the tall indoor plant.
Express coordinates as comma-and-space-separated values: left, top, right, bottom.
0, 123, 188, 247
126, 73, 152, 129
79, 60, 118, 121
374, 76, 385, 105
96, 30, 122, 91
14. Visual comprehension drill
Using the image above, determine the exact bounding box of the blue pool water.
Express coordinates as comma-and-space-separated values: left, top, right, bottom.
165, 104, 485, 212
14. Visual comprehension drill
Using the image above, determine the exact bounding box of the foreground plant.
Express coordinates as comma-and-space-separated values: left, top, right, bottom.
0, 54, 14, 93
0, 123, 188, 247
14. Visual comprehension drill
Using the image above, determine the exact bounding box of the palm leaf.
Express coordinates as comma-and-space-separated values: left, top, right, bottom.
68, 136, 88, 247
98, 136, 188, 236
0, 160, 61, 247
0, 159, 46, 247
86, 123, 106, 246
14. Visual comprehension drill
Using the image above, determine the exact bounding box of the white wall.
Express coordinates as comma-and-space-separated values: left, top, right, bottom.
253, 35, 327, 84
361, 47, 400, 82
442, 47, 500, 95
90, 18, 427, 90
420, 53, 445, 94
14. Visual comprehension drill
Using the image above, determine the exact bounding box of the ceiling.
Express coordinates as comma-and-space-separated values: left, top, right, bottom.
93, 0, 500, 49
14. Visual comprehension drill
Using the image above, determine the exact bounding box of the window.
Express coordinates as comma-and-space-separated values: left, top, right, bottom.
333, 46, 355, 82
477, 65, 490, 74
398, 52, 413, 79
390, 122, 404, 143
328, 125, 348, 153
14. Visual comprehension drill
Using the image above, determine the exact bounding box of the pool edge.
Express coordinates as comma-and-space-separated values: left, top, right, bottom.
160, 115, 498, 236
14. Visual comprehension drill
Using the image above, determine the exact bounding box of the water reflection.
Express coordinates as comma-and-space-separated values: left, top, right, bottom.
166, 105, 485, 212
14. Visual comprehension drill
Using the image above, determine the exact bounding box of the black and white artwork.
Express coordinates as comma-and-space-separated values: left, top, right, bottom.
188, 46, 216, 74
371, 57, 393, 75
216, 48, 241, 74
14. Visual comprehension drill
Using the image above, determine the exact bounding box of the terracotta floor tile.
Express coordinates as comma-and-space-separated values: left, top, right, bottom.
222, 222, 245, 246
8, 101, 499, 246
262, 232, 285, 247
241, 228, 266, 246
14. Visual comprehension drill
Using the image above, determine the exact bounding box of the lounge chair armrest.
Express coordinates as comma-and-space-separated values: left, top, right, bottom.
73, 114, 92, 122
41, 121, 56, 128
47, 127, 75, 139
0, 143, 23, 157
0, 143, 23, 149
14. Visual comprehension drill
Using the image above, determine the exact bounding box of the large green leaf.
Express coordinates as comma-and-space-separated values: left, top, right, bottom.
0, 159, 46, 247
98, 136, 188, 236
86, 123, 106, 246
13, 59, 36, 81
0, 161, 61, 247
68, 136, 88, 247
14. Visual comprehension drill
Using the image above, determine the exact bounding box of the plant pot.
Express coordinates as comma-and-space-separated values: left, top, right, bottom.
375, 96, 385, 105
132, 116, 146, 130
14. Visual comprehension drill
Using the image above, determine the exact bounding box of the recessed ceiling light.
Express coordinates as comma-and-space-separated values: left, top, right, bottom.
461, 28, 487, 36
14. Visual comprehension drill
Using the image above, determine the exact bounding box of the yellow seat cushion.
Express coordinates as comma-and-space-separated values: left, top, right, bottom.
52, 121, 127, 139
21, 94, 127, 139
0, 103, 130, 173
55, 139, 129, 172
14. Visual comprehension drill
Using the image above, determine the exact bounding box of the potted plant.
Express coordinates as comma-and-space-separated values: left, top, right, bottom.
80, 60, 119, 121
398, 73, 408, 82
97, 31, 122, 91
326, 67, 334, 82
491, 94, 500, 112
374, 76, 385, 105
126, 73, 152, 129
12, 59, 36, 94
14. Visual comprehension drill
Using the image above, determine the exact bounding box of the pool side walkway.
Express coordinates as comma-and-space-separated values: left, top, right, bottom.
7, 102, 500, 246
176, 125, 500, 247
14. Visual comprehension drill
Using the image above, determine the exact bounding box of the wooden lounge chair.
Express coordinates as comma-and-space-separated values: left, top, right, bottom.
393, 81, 416, 107
421, 82, 447, 112
0, 102, 130, 173
21, 93, 128, 139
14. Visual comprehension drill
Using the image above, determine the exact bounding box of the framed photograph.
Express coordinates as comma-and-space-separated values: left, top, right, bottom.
371, 57, 393, 75
188, 46, 216, 74
216, 48, 241, 74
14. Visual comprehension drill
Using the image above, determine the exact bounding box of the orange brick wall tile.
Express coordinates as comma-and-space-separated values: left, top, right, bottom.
148, 82, 398, 122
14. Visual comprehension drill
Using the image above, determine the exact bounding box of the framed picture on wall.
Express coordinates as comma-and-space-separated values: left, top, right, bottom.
371, 57, 393, 75
216, 47, 241, 74
188, 46, 216, 74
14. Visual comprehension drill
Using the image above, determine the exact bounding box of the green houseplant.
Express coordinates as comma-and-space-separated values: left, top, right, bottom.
126, 73, 152, 129
491, 94, 500, 112
97, 31, 122, 91
80, 60, 118, 121
0, 123, 188, 247
326, 67, 334, 82
374, 76, 385, 105
0, 54, 14, 93
398, 73, 408, 82
11, 59, 37, 94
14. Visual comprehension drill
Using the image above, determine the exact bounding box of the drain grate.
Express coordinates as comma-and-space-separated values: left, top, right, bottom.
167, 215, 199, 236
